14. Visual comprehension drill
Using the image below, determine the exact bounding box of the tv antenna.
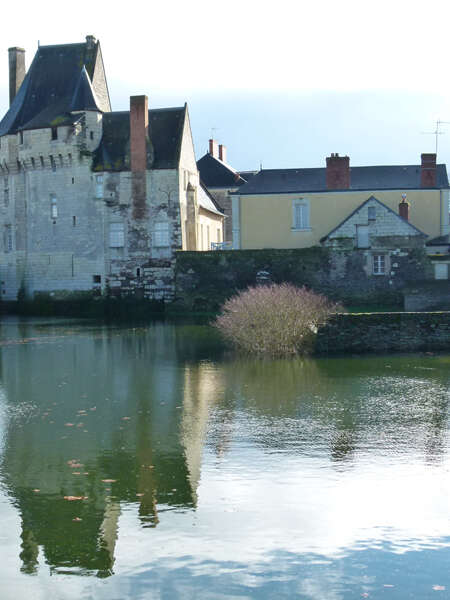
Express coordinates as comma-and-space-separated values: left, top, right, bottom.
421, 119, 450, 155
210, 127, 218, 140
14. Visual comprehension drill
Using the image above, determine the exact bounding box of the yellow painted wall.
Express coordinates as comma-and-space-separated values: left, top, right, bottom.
239, 190, 443, 249
197, 208, 223, 251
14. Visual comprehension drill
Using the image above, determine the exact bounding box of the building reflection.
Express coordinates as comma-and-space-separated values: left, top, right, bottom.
0, 321, 217, 576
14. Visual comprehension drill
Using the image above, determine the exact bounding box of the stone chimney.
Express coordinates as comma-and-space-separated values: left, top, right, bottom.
85, 35, 97, 50
420, 153, 437, 187
209, 139, 218, 158
399, 194, 409, 220
8, 47, 26, 106
326, 153, 350, 190
219, 144, 227, 163
130, 95, 148, 172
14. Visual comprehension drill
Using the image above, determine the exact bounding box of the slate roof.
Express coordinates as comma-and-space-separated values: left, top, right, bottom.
92, 106, 186, 171
233, 165, 450, 195
320, 196, 427, 242
0, 40, 110, 136
197, 153, 248, 187
426, 234, 450, 246
198, 183, 225, 216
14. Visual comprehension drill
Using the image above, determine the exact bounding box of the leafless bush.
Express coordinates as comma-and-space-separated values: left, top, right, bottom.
214, 284, 340, 357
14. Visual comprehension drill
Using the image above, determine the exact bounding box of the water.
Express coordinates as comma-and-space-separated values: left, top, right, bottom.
0, 317, 450, 599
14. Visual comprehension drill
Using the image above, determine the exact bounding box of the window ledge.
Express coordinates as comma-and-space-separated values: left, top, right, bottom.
291, 227, 312, 232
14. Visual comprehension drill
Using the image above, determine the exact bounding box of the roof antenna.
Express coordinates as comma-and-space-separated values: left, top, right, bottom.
260, 161, 263, 171
210, 127, 218, 139
421, 119, 450, 156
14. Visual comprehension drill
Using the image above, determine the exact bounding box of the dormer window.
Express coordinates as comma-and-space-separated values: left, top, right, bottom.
51, 127, 58, 141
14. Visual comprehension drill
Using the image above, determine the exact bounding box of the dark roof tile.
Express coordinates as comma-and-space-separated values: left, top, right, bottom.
197, 153, 247, 187
235, 165, 450, 194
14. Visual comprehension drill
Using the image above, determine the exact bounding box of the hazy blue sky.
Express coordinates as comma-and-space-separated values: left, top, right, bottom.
0, 0, 449, 171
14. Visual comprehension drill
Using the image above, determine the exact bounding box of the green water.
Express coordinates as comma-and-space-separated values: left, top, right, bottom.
0, 317, 450, 599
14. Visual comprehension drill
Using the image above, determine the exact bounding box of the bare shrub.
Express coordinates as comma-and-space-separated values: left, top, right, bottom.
214, 284, 340, 357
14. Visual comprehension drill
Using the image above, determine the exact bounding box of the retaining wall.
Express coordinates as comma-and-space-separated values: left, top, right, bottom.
316, 311, 450, 354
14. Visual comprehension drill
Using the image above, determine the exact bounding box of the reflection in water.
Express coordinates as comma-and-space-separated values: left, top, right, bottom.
0, 319, 449, 598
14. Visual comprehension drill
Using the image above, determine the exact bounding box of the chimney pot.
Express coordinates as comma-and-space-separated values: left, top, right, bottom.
326, 153, 350, 190
420, 153, 437, 188
85, 35, 97, 50
399, 196, 409, 221
209, 139, 219, 158
219, 144, 227, 163
8, 47, 26, 106
130, 95, 149, 172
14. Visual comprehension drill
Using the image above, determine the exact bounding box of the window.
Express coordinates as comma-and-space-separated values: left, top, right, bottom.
93, 275, 101, 284
68, 153, 72, 165
4, 177, 9, 208
72, 216, 76, 227
90, 131, 94, 141
368, 206, 376, 220
51, 196, 58, 219
40, 156, 45, 168
434, 263, 448, 280
31, 157, 35, 169
51, 127, 58, 140
292, 199, 310, 230
59, 154, 63, 167
95, 174, 104, 199
49, 155, 56, 172
4, 225, 12, 252
373, 254, 385, 275
153, 222, 170, 247
19, 131, 23, 145
356, 224, 369, 248
109, 222, 124, 247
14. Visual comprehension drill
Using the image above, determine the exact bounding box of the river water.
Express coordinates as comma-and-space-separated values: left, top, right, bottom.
0, 317, 449, 599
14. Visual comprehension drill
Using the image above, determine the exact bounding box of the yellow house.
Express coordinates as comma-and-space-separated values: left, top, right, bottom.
231, 153, 450, 250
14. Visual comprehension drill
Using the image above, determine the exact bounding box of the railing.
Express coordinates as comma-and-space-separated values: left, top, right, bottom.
211, 241, 233, 250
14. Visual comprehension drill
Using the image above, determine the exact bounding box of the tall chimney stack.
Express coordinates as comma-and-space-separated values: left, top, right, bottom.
8, 47, 26, 106
399, 194, 409, 221
420, 153, 437, 188
219, 144, 227, 163
130, 95, 149, 172
326, 153, 350, 190
209, 139, 218, 158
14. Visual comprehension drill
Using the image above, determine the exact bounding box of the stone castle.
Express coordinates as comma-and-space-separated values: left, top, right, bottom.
0, 36, 224, 301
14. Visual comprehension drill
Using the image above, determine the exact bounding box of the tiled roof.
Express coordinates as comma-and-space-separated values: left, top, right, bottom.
92, 106, 186, 171
197, 152, 247, 188
0, 40, 110, 136
234, 165, 450, 194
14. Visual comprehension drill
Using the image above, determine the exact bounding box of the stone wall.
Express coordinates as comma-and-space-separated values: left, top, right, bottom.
315, 311, 450, 354
174, 247, 431, 311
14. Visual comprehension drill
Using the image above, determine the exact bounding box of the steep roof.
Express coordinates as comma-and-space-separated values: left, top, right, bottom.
197, 152, 248, 187
0, 39, 110, 136
320, 195, 427, 242
92, 106, 186, 171
234, 164, 450, 195
198, 183, 225, 216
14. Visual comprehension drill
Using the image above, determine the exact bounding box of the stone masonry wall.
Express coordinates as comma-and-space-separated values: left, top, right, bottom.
315, 311, 450, 354
174, 247, 431, 311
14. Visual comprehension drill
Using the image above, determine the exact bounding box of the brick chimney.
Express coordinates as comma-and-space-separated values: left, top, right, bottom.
219, 144, 227, 163
326, 153, 350, 190
8, 47, 25, 106
399, 194, 409, 220
209, 139, 218, 158
420, 153, 437, 187
130, 95, 148, 172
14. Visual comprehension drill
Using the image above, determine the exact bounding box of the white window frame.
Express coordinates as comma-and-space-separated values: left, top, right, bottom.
153, 222, 170, 247
373, 254, 386, 275
51, 195, 58, 219
109, 222, 124, 248
292, 198, 310, 231
95, 174, 104, 199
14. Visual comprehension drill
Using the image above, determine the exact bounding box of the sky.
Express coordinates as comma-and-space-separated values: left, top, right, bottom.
0, 0, 450, 171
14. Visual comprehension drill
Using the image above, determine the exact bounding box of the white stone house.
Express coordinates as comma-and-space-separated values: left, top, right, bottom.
320, 195, 427, 279
0, 36, 224, 301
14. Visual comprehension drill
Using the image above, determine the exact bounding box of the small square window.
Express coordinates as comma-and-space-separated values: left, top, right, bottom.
93, 275, 101, 284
